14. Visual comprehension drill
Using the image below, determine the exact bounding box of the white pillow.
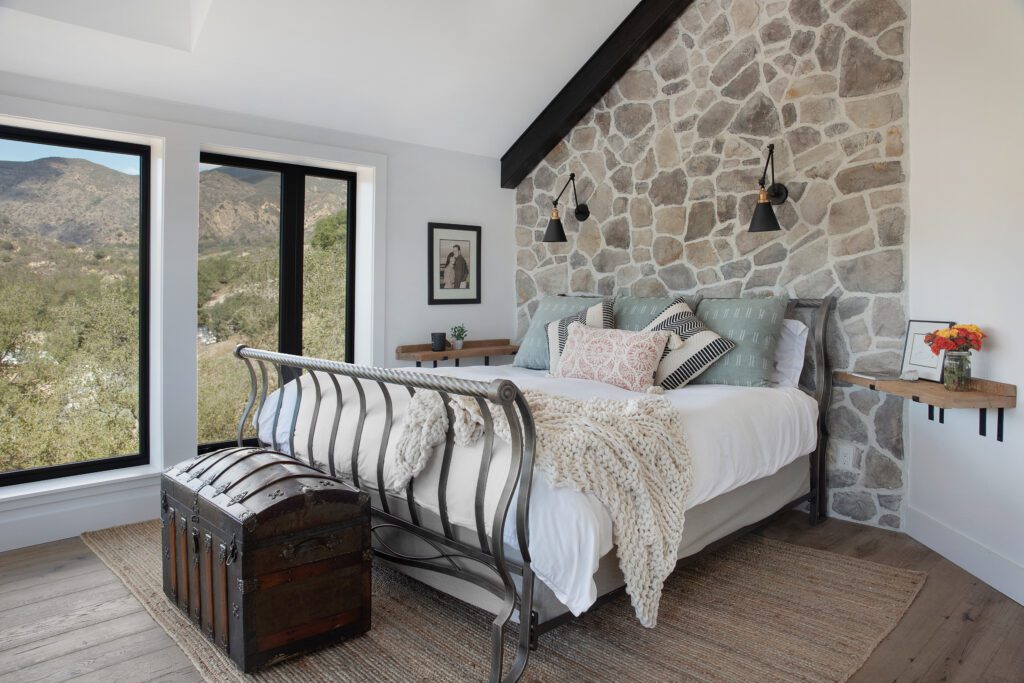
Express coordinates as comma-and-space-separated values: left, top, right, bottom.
771, 319, 808, 388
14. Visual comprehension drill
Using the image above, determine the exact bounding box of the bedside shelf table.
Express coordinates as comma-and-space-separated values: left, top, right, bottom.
396, 338, 519, 368
833, 371, 1017, 441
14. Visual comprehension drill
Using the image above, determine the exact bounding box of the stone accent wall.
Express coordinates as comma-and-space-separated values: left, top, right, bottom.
514, 0, 910, 528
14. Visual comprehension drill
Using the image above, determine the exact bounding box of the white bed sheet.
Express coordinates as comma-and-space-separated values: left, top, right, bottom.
257, 365, 818, 618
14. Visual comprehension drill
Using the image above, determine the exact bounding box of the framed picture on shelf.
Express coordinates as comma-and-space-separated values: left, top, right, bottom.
901, 319, 955, 382
428, 222, 481, 305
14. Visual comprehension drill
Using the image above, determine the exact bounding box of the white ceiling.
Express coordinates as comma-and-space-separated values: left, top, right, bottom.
0, 0, 639, 158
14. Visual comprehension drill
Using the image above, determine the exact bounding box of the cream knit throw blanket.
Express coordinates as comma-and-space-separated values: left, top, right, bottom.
392, 389, 692, 627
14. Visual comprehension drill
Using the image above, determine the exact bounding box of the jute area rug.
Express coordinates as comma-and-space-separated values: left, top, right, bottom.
82, 521, 924, 682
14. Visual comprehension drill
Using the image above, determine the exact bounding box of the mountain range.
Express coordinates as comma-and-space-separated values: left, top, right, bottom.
0, 157, 346, 249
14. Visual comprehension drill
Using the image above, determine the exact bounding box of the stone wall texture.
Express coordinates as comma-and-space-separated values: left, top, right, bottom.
514, 0, 910, 528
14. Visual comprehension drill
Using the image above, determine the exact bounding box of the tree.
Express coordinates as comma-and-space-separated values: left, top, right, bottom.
310, 211, 346, 251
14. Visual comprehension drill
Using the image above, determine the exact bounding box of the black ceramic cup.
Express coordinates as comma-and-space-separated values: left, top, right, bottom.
431, 332, 447, 352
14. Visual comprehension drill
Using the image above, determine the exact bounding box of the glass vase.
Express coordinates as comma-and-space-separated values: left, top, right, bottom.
943, 351, 972, 392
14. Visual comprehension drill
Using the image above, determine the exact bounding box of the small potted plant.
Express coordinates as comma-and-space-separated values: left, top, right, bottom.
450, 324, 468, 350
924, 324, 986, 391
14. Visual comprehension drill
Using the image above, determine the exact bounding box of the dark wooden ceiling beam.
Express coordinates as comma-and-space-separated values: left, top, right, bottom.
499, 0, 696, 189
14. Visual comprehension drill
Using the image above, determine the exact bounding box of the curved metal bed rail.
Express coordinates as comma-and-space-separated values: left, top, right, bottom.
233, 345, 536, 682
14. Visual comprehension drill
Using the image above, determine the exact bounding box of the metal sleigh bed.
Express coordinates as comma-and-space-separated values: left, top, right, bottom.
230, 296, 834, 682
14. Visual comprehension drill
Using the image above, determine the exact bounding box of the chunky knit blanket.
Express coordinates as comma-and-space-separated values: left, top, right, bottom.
392, 388, 692, 627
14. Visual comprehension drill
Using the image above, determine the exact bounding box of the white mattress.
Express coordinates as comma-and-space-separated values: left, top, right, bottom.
257, 365, 818, 618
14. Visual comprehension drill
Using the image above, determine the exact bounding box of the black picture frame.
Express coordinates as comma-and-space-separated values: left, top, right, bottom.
428, 222, 481, 305
901, 319, 955, 383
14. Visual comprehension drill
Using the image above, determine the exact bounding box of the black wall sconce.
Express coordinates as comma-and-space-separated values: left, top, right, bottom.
749, 143, 789, 233
543, 172, 590, 243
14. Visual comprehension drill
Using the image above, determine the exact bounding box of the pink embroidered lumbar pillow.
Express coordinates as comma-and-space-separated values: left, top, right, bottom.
554, 323, 671, 392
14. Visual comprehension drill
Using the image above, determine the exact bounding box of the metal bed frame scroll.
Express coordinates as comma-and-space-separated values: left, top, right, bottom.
231, 295, 834, 682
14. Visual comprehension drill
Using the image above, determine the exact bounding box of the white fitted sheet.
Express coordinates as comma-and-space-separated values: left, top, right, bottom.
257, 365, 818, 617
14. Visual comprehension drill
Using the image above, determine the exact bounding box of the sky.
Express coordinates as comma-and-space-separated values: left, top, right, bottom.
0, 138, 140, 174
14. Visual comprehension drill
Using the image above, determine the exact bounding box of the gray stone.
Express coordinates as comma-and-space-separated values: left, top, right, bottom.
845, 93, 903, 128
840, 130, 883, 157
602, 216, 631, 249
878, 206, 905, 246
878, 514, 901, 529
799, 181, 835, 225
518, 250, 539, 270
829, 469, 858, 488
697, 100, 740, 138
825, 122, 850, 137
871, 297, 905, 337
710, 36, 759, 87
699, 12, 730, 48
828, 195, 869, 234
878, 493, 902, 511
844, 318, 871, 352
835, 161, 904, 194
835, 250, 903, 293
746, 267, 782, 288
763, 63, 778, 83
516, 269, 536, 304
613, 103, 654, 138
632, 277, 669, 297
864, 448, 903, 489
717, 167, 762, 193
833, 229, 875, 257
662, 80, 690, 96
618, 70, 658, 100
598, 275, 616, 296
851, 388, 880, 413
787, 74, 839, 98
753, 242, 788, 266
878, 26, 904, 56
782, 102, 797, 127
853, 350, 902, 374
659, 263, 697, 291
609, 166, 633, 194
781, 236, 828, 283
516, 178, 535, 206
576, 222, 602, 256
833, 490, 877, 521
545, 141, 570, 167
717, 195, 738, 222
534, 264, 568, 295
829, 405, 869, 442
886, 126, 904, 157
799, 97, 838, 124
630, 197, 654, 228
685, 201, 717, 241
790, 29, 815, 56
685, 155, 721, 177
840, 38, 904, 97
571, 127, 597, 152
875, 394, 904, 456
685, 240, 719, 269
842, 0, 906, 38
568, 251, 587, 269
593, 248, 630, 273
656, 44, 691, 82
760, 17, 791, 44
731, 0, 760, 34
791, 0, 827, 26
729, 92, 782, 137
517, 203, 539, 228
793, 269, 836, 298
570, 268, 595, 293
787, 126, 823, 156
653, 235, 685, 266
721, 259, 753, 279
649, 169, 689, 206
654, 206, 686, 235
838, 296, 870, 320
815, 23, 845, 71
722, 63, 761, 100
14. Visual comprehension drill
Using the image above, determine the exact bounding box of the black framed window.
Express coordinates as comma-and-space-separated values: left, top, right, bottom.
0, 125, 150, 486
197, 153, 355, 451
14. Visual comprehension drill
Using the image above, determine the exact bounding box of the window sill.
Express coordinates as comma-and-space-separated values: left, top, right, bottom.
0, 462, 164, 510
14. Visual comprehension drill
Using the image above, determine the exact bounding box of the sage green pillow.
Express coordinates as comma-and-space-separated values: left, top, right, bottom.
614, 295, 703, 331
691, 296, 790, 387
514, 296, 602, 370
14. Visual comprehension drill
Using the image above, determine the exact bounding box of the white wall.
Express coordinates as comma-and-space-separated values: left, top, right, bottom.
0, 73, 514, 551
907, 0, 1024, 605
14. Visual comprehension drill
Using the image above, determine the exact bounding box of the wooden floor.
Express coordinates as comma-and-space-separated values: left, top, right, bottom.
0, 511, 1021, 682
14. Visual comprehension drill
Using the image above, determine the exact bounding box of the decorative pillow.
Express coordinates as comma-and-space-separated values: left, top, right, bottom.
546, 298, 615, 373
614, 294, 703, 331
555, 323, 670, 392
641, 297, 736, 390
513, 296, 602, 370
692, 296, 791, 387
772, 318, 809, 388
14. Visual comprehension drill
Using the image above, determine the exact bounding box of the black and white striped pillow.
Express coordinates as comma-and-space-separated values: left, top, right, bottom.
545, 298, 615, 373
644, 298, 735, 389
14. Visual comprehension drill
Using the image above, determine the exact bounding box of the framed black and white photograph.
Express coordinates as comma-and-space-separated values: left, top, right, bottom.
901, 319, 954, 382
428, 222, 480, 305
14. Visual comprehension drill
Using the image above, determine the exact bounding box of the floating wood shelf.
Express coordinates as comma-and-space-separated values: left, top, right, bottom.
833, 371, 1016, 441
395, 338, 519, 368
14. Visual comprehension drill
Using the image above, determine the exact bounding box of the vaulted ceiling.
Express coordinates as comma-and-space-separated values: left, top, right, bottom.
0, 0, 639, 158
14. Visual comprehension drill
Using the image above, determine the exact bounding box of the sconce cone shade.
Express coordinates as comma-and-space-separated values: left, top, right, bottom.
543, 206, 567, 243
749, 188, 782, 233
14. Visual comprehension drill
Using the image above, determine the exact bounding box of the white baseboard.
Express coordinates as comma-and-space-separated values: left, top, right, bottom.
906, 505, 1024, 607
0, 472, 161, 552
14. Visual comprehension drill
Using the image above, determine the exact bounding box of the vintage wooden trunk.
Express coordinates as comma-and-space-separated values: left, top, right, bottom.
160, 446, 371, 672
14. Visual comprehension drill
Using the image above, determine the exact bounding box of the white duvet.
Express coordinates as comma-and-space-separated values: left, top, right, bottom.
257, 365, 818, 617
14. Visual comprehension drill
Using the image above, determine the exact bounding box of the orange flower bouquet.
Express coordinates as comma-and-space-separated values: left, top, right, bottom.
923, 324, 986, 391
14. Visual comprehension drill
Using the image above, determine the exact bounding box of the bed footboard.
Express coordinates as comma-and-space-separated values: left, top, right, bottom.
232, 346, 537, 683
